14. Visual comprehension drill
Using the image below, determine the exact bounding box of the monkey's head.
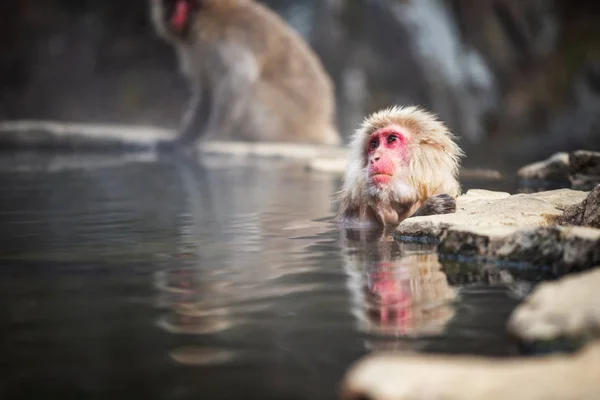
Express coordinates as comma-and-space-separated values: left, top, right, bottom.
337, 106, 463, 225
151, 0, 200, 39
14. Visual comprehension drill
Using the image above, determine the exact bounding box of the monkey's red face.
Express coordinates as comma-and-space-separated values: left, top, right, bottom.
366, 126, 410, 188
167, 0, 197, 33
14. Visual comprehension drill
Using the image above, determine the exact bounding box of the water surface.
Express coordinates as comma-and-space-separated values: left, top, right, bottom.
0, 152, 534, 400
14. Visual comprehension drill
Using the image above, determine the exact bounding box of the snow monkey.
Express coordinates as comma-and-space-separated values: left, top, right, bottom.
150, 0, 341, 147
337, 106, 463, 229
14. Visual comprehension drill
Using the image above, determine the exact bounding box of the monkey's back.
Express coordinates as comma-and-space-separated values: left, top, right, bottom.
197, 0, 338, 143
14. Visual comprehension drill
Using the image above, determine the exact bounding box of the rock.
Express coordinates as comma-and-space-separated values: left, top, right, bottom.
458, 168, 504, 181
517, 152, 570, 181
397, 189, 586, 238
558, 184, 600, 228
0, 120, 352, 161
199, 141, 349, 160
306, 157, 347, 174
397, 189, 600, 270
570, 151, 600, 190
507, 268, 600, 343
516, 150, 600, 190
492, 226, 600, 271
570, 151, 600, 176
439, 225, 600, 272
0, 120, 173, 150
340, 341, 600, 400
583, 186, 600, 228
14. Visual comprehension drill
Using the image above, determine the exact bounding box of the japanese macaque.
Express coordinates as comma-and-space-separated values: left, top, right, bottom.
149, 0, 341, 147
336, 106, 463, 229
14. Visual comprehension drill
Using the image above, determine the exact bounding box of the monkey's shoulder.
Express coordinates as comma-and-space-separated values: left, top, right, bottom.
196, 3, 312, 61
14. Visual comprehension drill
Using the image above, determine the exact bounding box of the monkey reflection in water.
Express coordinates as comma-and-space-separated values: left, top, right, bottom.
150, 0, 341, 147
341, 227, 457, 342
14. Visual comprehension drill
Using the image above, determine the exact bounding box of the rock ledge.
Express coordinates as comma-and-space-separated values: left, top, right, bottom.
397, 188, 600, 270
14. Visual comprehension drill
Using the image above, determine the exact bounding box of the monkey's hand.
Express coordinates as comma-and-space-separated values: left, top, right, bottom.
410, 194, 456, 218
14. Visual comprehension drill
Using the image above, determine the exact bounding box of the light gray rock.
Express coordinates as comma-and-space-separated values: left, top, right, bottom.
517, 152, 570, 181
397, 189, 586, 238
508, 268, 600, 342
341, 341, 600, 400
397, 189, 600, 270
0, 120, 173, 149
199, 141, 348, 160
305, 157, 348, 174
0, 120, 349, 159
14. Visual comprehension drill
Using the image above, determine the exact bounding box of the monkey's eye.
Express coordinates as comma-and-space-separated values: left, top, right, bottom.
368, 139, 379, 151
387, 134, 399, 144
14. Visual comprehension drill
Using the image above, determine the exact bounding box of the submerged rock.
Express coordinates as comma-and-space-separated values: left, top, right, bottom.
397, 189, 600, 270
340, 341, 600, 400
508, 268, 600, 343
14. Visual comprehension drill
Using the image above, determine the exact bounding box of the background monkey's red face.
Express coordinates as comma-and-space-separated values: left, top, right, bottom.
166, 0, 197, 34
366, 125, 410, 188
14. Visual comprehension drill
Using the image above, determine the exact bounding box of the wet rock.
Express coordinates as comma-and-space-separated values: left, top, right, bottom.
439, 225, 600, 272
0, 120, 173, 150
397, 189, 586, 238
492, 226, 600, 271
200, 141, 348, 160
517, 152, 570, 181
517, 150, 600, 190
558, 184, 600, 228
340, 341, 600, 400
457, 168, 504, 181
570, 151, 600, 190
306, 157, 347, 174
0, 120, 351, 160
508, 268, 600, 343
397, 189, 600, 270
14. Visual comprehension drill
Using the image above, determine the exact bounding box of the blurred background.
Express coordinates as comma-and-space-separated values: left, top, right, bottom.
1, 0, 599, 167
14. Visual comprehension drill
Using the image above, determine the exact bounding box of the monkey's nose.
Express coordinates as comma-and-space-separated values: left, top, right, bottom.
371, 156, 380, 163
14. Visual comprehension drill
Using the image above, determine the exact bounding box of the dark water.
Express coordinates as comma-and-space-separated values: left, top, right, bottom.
0, 152, 535, 400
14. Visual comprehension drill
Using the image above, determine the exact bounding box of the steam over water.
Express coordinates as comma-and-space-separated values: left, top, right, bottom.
0, 152, 525, 400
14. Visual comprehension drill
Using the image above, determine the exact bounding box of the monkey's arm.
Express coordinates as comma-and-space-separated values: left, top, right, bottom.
410, 194, 456, 218
191, 43, 259, 143
176, 89, 208, 145
157, 91, 206, 151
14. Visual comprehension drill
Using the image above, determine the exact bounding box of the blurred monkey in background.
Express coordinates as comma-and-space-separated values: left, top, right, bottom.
150, 0, 341, 148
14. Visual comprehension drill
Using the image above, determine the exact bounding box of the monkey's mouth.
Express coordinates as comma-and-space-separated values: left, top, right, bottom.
371, 174, 393, 185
